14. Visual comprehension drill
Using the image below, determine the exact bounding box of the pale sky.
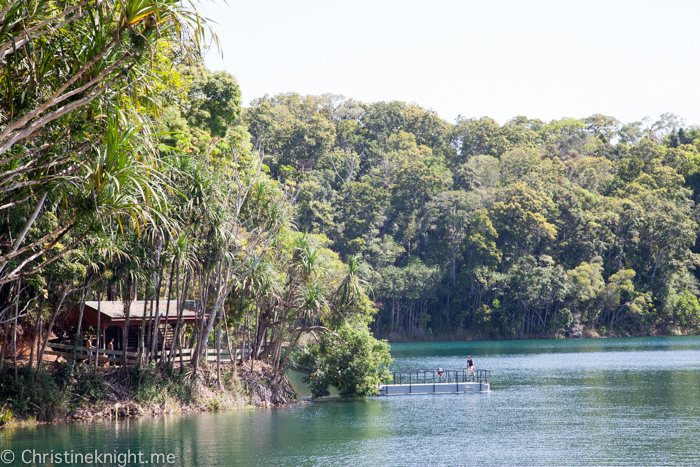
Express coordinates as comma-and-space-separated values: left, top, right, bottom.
199, 0, 700, 126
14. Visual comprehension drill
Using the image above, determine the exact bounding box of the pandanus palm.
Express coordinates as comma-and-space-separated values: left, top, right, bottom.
240, 258, 283, 366
337, 254, 372, 310
0, 116, 171, 285
189, 154, 292, 375
271, 234, 331, 373
0, 0, 214, 284
0, 0, 215, 155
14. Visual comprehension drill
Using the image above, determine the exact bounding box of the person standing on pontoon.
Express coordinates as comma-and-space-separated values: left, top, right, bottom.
466, 356, 475, 380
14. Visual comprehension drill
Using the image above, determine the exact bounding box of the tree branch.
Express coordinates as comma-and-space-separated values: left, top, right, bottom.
0, 75, 117, 155
0, 40, 123, 146
0, 0, 95, 61
0, 191, 46, 275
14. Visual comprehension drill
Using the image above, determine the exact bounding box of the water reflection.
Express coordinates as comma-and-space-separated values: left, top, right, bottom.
2, 336, 700, 466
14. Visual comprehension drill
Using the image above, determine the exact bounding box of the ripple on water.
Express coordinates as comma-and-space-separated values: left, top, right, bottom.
2, 336, 700, 466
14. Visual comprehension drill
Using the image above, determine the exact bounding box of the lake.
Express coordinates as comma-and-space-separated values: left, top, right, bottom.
2, 336, 700, 466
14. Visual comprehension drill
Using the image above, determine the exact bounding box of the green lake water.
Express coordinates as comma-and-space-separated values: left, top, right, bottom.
2, 336, 700, 466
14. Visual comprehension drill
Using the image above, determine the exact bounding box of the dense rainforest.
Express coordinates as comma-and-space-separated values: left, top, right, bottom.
242, 95, 700, 340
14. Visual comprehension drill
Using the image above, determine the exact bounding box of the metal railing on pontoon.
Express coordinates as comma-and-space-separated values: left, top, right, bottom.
389, 368, 490, 385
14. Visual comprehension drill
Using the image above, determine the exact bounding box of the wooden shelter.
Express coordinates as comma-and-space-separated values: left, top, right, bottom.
62, 300, 199, 351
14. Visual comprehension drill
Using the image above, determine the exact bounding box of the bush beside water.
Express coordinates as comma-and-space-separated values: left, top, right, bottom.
0, 361, 250, 424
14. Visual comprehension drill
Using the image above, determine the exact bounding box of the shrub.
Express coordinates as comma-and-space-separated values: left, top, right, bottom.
130, 363, 193, 406
0, 404, 14, 426
296, 321, 392, 398
0, 366, 65, 421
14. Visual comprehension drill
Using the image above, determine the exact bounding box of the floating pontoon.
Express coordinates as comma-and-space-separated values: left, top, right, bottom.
378, 369, 490, 395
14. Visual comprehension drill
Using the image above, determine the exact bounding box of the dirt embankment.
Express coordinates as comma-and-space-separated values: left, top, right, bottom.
0, 360, 298, 427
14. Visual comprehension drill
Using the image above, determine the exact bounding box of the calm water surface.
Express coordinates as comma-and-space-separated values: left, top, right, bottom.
2, 336, 700, 466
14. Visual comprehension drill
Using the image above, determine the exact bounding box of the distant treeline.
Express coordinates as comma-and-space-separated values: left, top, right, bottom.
243, 95, 700, 340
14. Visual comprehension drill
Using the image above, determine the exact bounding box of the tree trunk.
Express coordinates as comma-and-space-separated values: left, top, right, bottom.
170, 268, 189, 367
277, 316, 303, 376
192, 274, 225, 373
160, 257, 176, 365
35, 284, 68, 380
28, 295, 43, 369
13, 278, 20, 378
223, 311, 235, 365
650, 247, 665, 288
250, 301, 265, 372
0, 319, 6, 372
149, 241, 164, 362
139, 297, 148, 363
75, 283, 88, 336
94, 292, 101, 371
216, 311, 222, 386
121, 281, 133, 368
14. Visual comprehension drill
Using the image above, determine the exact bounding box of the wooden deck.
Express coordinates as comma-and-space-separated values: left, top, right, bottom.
45, 343, 250, 365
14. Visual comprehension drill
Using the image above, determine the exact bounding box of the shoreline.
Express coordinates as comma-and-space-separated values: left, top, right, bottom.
3, 398, 307, 429
2, 395, 301, 430
379, 327, 697, 343
0, 361, 298, 428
